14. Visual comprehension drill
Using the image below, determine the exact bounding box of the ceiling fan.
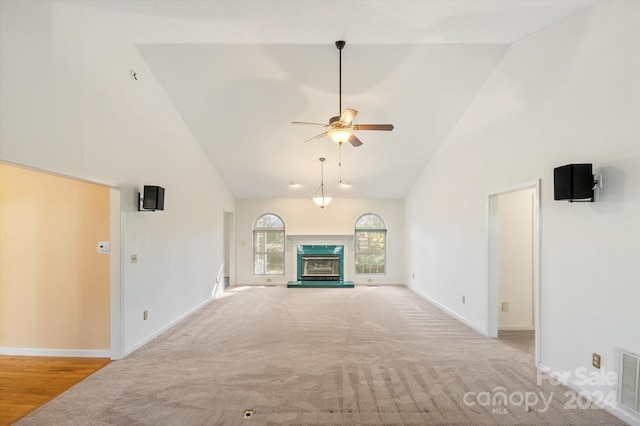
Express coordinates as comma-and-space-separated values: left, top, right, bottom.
292, 40, 394, 147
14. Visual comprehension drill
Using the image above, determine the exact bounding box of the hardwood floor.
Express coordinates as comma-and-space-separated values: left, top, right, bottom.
0, 355, 110, 425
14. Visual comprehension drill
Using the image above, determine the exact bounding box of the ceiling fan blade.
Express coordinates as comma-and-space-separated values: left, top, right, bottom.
292, 121, 328, 126
340, 108, 358, 125
303, 132, 328, 143
348, 134, 363, 147
353, 124, 394, 131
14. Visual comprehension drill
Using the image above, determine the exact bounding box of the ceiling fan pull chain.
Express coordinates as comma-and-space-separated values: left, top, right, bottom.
339, 143, 343, 183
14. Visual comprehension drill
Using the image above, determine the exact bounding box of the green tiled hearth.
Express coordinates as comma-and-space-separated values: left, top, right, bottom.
287, 281, 354, 288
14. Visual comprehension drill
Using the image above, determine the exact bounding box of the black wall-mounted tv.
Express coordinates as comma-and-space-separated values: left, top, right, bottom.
554, 164, 594, 202
142, 185, 165, 210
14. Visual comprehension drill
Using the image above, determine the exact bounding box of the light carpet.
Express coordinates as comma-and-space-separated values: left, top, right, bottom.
17, 286, 624, 425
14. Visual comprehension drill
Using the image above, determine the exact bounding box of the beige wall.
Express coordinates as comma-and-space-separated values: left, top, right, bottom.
0, 164, 110, 350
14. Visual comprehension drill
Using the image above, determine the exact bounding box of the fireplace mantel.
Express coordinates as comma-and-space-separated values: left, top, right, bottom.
287, 235, 353, 241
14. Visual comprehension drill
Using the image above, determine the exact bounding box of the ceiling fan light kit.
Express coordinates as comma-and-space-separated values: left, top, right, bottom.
327, 127, 353, 145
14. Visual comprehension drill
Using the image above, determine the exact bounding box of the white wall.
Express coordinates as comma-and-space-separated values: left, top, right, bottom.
236, 198, 404, 285
0, 1, 235, 355
405, 0, 640, 407
498, 188, 534, 331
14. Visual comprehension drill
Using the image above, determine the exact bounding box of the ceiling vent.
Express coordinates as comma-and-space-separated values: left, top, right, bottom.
618, 348, 640, 414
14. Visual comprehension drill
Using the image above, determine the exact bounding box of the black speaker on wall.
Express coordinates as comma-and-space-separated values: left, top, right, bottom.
553, 164, 594, 202
141, 185, 165, 211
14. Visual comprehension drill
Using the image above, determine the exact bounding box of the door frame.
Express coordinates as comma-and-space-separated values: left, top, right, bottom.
109, 188, 123, 359
487, 180, 541, 366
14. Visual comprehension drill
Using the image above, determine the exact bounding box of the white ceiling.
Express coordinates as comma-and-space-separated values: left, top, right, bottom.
61, 0, 597, 199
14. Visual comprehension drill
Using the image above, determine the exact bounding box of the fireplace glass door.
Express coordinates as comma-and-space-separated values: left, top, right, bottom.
301, 255, 340, 281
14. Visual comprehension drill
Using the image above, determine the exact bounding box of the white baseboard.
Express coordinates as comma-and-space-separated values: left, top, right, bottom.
233, 282, 405, 287
355, 282, 404, 286
124, 296, 215, 356
499, 325, 535, 331
0, 347, 110, 358
408, 286, 487, 335
537, 363, 640, 426
233, 282, 287, 286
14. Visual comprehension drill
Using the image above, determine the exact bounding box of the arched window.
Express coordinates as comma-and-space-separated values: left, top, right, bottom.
253, 213, 285, 275
355, 213, 386, 274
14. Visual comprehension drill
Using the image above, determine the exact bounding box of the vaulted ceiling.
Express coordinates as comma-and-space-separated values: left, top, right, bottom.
61, 0, 597, 199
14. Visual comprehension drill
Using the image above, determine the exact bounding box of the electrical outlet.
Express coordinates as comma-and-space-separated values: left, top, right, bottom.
367, 279, 373, 283
502, 302, 509, 312
462, 296, 465, 304
266, 278, 272, 283
592, 353, 601, 369
131, 254, 138, 264
143, 310, 148, 321
97, 241, 111, 254
412, 273, 415, 279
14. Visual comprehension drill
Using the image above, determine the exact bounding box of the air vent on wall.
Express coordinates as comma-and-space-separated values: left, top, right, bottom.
618, 348, 640, 414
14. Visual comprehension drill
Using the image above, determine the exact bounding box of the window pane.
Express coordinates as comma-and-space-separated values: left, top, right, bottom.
356, 214, 385, 229
255, 214, 284, 229
266, 253, 284, 274
266, 231, 284, 250
356, 231, 385, 252
355, 253, 385, 274
254, 232, 265, 252
355, 227, 386, 275
254, 253, 266, 275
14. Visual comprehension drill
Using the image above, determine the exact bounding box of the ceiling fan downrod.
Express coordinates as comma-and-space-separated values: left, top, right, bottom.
336, 40, 345, 116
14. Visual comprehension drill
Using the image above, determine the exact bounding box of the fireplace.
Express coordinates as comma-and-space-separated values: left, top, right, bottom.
301, 255, 340, 281
296, 245, 344, 282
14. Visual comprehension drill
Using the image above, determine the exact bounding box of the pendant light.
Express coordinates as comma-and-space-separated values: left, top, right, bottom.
312, 157, 332, 208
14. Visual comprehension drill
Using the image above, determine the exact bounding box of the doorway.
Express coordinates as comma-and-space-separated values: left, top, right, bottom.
487, 181, 540, 365
0, 163, 122, 359
0, 162, 123, 360
223, 211, 235, 290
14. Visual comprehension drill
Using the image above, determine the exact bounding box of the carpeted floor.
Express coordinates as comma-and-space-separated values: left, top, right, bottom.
497, 330, 535, 357
17, 286, 624, 425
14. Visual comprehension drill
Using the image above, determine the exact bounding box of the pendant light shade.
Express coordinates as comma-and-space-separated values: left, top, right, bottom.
312, 157, 331, 208
313, 190, 332, 208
